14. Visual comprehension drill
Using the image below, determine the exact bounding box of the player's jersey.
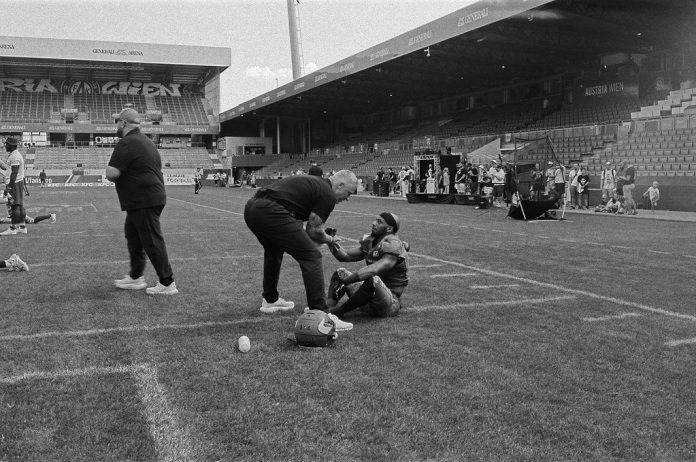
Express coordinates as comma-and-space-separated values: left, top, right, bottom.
5, 150, 24, 183
359, 233, 409, 289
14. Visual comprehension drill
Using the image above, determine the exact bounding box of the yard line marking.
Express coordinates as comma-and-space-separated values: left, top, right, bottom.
558, 238, 577, 243
666, 338, 696, 347
409, 295, 576, 312
134, 364, 197, 462
583, 313, 642, 322
0, 363, 146, 384
0, 318, 268, 342
470, 284, 521, 289
490, 229, 505, 233
538, 235, 550, 239
0, 363, 197, 462
647, 250, 671, 255
168, 197, 244, 216
409, 251, 696, 322
512, 232, 527, 236
29, 255, 260, 268
611, 245, 631, 250
685, 255, 696, 259
429, 273, 478, 278
409, 264, 444, 269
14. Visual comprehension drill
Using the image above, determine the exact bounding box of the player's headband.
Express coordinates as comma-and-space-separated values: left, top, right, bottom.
379, 212, 399, 233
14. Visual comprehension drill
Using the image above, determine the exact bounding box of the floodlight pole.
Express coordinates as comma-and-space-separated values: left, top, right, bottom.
287, 0, 305, 80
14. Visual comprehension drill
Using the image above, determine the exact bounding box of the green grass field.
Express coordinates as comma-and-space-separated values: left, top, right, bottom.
1, 184, 696, 461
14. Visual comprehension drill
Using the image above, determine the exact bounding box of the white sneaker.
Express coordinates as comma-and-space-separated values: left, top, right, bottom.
146, 281, 178, 295
0, 227, 16, 236
7, 254, 29, 272
260, 297, 295, 313
16, 226, 27, 234
114, 275, 147, 290
327, 313, 353, 332
50, 214, 56, 224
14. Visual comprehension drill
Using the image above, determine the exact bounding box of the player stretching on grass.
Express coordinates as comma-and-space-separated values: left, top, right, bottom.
325, 212, 409, 320
1, 192, 56, 225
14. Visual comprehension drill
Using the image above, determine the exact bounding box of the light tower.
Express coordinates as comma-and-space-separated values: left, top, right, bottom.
287, 0, 305, 79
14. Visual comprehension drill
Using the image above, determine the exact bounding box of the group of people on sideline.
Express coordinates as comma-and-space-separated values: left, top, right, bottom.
528, 159, 660, 214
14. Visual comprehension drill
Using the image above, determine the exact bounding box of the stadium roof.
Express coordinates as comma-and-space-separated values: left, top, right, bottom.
0, 36, 230, 84
220, 0, 695, 126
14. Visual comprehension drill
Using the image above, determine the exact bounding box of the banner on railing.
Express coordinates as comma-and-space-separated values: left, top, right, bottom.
0, 78, 203, 96
0, 122, 218, 135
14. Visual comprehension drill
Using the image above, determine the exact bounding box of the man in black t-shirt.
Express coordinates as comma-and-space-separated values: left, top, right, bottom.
106, 107, 177, 295
244, 170, 358, 324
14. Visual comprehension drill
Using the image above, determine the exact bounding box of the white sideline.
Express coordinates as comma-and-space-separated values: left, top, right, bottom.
0, 363, 196, 461
470, 284, 521, 289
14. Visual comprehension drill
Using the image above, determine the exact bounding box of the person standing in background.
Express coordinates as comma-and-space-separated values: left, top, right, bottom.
0, 137, 27, 236
107, 108, 177, 295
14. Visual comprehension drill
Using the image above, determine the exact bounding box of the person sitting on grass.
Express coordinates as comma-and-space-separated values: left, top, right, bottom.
595, 191, 624, 214
324, 212, 409, 323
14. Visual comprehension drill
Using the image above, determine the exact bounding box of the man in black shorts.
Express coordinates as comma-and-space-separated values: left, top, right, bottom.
325, 212, 409, 320
244, 170, 358, 328
107, 107, 177, 295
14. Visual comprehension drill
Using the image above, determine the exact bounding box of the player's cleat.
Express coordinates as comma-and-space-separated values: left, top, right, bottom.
114, 275, 147, 290
260, 297, 295, 313
0, 227, 17, 235
50, 214, 56, 224
7, 254, 29, 272
146, 281, 178, 295
16, 226, 27, 234
327, 313, 353, 332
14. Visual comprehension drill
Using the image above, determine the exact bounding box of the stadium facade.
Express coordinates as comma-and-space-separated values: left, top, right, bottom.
0, 36, 230, 186
220, 0, 696, 211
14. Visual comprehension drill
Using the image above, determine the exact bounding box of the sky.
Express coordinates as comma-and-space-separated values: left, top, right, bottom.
4, 0, 477, 112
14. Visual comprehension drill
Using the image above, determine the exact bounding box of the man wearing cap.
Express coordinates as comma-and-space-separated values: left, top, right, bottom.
106, 107, 177, 295
325, 212, 409, 321
0, 136, 27, 235
600, 161, 616, 204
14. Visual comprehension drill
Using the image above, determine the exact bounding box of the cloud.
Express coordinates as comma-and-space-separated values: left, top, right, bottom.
245, 62, 320, 82
245, 66, 289, 80
304, 62, 319, 73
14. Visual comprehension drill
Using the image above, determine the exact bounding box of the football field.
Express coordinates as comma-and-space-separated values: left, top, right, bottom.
1, 185, 695, 461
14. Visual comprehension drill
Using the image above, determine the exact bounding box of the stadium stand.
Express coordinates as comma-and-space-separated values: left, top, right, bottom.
32, 146, 215, 170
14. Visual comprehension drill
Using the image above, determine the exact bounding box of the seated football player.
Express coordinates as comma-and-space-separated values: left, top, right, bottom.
325, 212, 409, 320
